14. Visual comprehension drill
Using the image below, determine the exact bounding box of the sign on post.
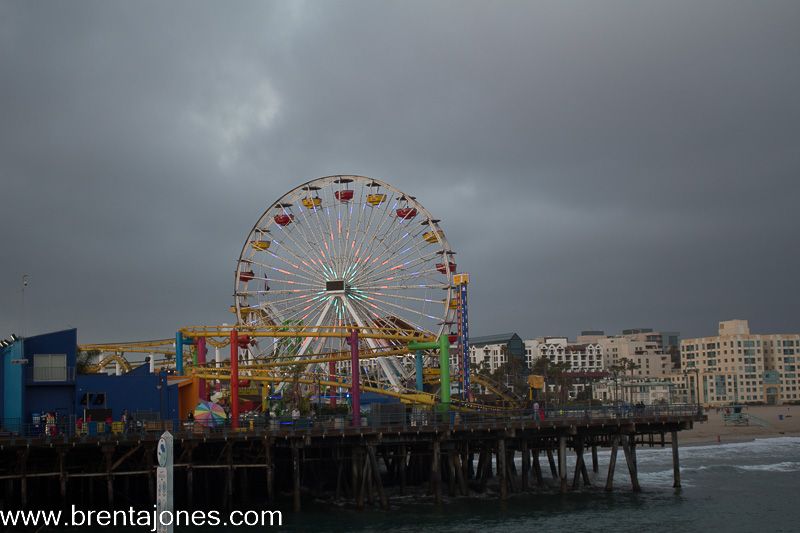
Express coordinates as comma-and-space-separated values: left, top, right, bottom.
156, 431, 174, 533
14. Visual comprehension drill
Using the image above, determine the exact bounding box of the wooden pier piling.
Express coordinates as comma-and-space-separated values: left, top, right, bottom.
671, 430, 681, 489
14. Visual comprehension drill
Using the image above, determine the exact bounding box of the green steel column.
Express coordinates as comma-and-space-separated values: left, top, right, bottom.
438, 335, 450, 406
408, 339, 450, 408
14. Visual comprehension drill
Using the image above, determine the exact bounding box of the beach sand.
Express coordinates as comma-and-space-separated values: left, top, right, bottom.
681, 405, 800, 445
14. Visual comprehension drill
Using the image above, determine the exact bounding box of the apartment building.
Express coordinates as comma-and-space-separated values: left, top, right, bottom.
681, 319, 800, 406
577, 329, 675, 377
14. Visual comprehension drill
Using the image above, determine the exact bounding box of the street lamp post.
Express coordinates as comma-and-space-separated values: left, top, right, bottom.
21, 274, 29, 339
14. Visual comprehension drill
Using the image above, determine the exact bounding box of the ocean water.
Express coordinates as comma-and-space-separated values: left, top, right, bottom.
277, 437, 800, 533
82, 437, 798, 532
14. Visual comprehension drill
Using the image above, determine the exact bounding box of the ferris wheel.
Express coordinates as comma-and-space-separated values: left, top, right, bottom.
233, 175, 458, 388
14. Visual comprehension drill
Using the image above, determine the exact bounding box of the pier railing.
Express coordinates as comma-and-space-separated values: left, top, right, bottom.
0, 404, 703, 444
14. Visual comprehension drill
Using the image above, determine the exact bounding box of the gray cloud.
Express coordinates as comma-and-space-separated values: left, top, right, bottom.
1, 0, 798, 343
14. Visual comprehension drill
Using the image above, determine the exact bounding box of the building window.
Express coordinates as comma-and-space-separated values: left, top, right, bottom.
33, 354, 67, 381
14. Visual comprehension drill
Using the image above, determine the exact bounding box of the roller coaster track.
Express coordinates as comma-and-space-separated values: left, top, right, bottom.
422, 368, 523, 407
79, 339, 176, 354
84, 354, 133, 374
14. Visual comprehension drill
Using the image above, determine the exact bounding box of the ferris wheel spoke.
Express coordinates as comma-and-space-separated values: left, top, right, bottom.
253, 245, 325, 282
356, 265, 444, 289
269, 292, 328, 321
239, 267, 322, 289
352, 225, 436, 283
354, 249, 442, 286
356, 283, 449, 291
249, 247, 323, 286
342, 194, 359, 272
356, 192, 401, 268
354, 293, 443, 326
290, 199, 338, 277
270, 210, 332, 278
349, 199, 378, 272
265, 238, 329, 283
349, 296, 430, 334
368, 292, 444, 305
354, 193, 401, 268
251, 291, 322, 309
348, 185, 394, 271
236, 289, 311, 296
363, 210, 418, 265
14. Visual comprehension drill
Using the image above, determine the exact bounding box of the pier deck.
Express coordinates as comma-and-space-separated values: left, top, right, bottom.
0, 405, 705, 511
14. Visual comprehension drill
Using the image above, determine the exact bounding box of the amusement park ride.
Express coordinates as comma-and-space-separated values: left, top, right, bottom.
80, 176, 515, 426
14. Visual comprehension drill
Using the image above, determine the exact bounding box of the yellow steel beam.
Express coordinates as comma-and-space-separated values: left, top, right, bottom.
190, 371, 437, 405
179, 324, 435, 343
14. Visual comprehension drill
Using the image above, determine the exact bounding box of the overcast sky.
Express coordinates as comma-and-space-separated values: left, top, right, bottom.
1, 1, 798, 344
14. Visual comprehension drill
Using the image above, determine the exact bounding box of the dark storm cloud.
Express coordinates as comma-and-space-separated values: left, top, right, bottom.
1, 0, 798, 343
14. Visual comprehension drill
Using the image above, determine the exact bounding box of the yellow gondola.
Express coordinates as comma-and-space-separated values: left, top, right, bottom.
301, 197, 322, 209
449, 298, 460, 310
423, 230, 444, 243
251, 240, 271, 251
367, 193, 387, 206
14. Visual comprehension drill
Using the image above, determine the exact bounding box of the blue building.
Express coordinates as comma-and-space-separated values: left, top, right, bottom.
1, 329, 78, 433
1, 329, 179, 436
76, 365, 179, 422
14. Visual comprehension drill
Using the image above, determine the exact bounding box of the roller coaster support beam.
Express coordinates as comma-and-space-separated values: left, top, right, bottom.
346, 330, 360, 428
197, 337, 207, 401
408, 335, 450, 409
329, 361, 336, 408
230, 329, 239, 429
415, 350, 424, 392
175, 331, 184, 375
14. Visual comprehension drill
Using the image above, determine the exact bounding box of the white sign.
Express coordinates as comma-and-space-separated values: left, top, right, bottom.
156, 431, 173, 533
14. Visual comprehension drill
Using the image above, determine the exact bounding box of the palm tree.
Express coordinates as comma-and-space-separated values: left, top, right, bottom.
616, 357, 641, 403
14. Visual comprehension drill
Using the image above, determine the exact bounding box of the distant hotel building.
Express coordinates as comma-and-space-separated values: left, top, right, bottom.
681, 319, 800, 406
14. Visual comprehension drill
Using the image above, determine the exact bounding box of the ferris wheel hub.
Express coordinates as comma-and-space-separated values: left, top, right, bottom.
325, 280, 348, 293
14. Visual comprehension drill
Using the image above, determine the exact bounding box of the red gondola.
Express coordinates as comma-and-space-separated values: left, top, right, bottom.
274, 214, 294, 226
335, 190, 354, 202
237, 335, 251, 347
239, 270, 255, 282
448, 334, 458, 344
396, 207, 417, 220
435, 262, 456, 274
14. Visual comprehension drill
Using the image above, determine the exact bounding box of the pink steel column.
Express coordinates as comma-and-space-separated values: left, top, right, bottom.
230, 329, 239, 429
347, 329, 360, 427
197, 337, 207, 401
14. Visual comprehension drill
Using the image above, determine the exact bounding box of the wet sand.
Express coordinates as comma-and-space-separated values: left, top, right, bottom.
681, 405, 800, 445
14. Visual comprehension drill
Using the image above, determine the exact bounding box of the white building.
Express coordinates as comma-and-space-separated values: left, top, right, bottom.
592, 378, 673, 405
